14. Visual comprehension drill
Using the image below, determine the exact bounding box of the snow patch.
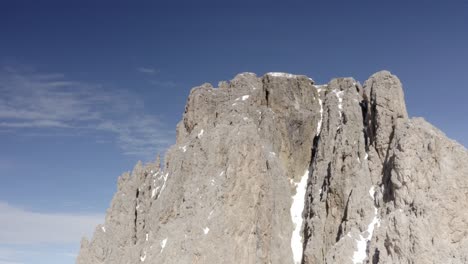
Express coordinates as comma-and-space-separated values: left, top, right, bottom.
151, 186, 160, 199
203, 227, 210, 234
160, 238, 167, 253
140, 251, 147, 262
290, 170, 310, 264
219, 171, 225, 177
146, 233, 149, 241
332, 89, 344, 118
243, 117, 248, 121
179, 145, 187, 152
208, 210, 214, 219
198, 129, 204, 138
352, 207, 381, 263
159, 173, 170, 195
267, 72, 297, 78
234, 95, 250, 101
369, 186, 375, 199
317, 98, 323, 136
351, 187, 381, 264
364, 153, 368, 160
101, 226, 106, 232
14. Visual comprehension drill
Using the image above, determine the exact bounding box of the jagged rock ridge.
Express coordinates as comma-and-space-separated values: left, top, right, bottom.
77, 71, 468, 264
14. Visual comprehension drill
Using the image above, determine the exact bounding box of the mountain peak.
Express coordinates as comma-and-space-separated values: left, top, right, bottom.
77, 71, 468, 264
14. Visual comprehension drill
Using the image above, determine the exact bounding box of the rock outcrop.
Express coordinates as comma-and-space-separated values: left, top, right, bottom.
77, 71, 468, 264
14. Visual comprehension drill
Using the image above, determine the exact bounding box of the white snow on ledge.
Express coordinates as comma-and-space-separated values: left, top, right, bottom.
290, 169, 310, 264
352, 208, 380, 264
235, 95, 250, 101
140, 251, 147, 262
267, 72, 298, 78
160, 238, 168, 253
351, 186, 381, 264
332, 89, 344, 118
317, 98, 323, 135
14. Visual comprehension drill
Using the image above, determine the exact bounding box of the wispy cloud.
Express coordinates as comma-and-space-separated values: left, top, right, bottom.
0, 66, 174, 157
137, 67, 159, 75
149, 79, 177, 88
0, 202, 104, 244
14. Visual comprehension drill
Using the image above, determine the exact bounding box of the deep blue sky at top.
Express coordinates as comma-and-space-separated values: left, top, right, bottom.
0, 1, 467, 263
1, 0, 467, 221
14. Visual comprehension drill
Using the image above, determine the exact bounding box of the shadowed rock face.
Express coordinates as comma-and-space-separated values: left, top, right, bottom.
76, 71, 468, 264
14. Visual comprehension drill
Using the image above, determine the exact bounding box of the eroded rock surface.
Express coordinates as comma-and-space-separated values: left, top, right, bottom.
77, 71, 468, 264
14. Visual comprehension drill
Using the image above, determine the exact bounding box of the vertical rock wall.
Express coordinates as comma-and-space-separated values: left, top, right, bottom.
77, 71, 468, 264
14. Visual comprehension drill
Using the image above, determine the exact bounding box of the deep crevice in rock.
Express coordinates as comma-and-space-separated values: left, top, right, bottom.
320, 162, 332, 202
381, 127, 396, 202
359, 99, 370, 151
133, 188, 140, 244
335, 190, 353, 242
372, 248, 380, 264
301, 129, 322, 263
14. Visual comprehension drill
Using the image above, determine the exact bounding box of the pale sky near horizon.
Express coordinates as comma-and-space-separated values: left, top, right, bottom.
1, 1, 467, 263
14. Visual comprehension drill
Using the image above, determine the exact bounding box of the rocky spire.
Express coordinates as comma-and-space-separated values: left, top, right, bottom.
77, 71, 468, 264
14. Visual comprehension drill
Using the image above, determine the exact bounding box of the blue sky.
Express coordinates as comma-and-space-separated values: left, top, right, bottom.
0, 1, 467, 263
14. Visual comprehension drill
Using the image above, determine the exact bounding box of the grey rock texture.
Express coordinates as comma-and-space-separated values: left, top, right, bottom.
77, 71, 468, 264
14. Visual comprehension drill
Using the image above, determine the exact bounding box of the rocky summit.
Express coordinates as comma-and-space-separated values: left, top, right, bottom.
76, 71, 468, 264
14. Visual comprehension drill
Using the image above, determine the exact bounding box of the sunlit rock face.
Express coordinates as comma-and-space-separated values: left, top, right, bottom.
77, 71, 468, 264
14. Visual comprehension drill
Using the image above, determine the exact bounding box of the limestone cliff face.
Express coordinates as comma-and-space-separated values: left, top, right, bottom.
76, 71, 468, 264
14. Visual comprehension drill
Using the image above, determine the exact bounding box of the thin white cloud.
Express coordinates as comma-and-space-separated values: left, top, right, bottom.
0, 120, 70, 128
137, 67, 159, 75
0, 202, 104, 245
0, 66, 174, 158
149, 79, 177, 88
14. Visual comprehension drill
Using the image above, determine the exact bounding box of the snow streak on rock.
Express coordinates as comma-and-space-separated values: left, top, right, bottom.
352, 187, 381, 264
290, 170, 309, 264
317, 98, 323, 136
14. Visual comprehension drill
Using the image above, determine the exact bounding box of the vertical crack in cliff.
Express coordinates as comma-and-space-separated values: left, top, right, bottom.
133, 188, 140, 244
335, 190, 353, 242
300, 89, 324, 264
381, 127, 396, 202
365, 86, 397, 203
261, 77, 270, 107
358, 93, 383, 262
320, 162, 332, 204
359, 99, 370, 151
